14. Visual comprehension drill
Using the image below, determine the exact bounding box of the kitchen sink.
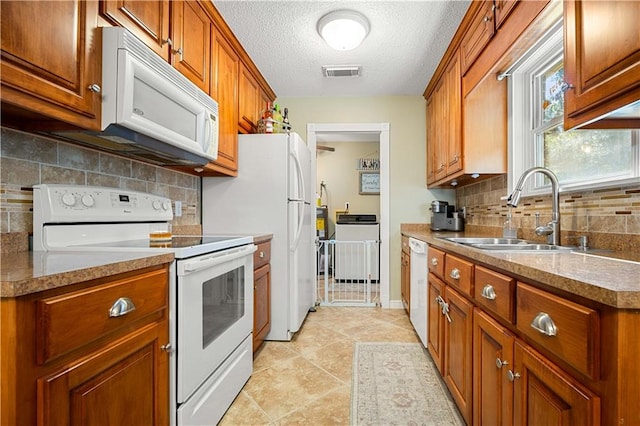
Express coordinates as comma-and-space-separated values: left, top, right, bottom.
440, 237, 574, 252
443, 237, 531, 245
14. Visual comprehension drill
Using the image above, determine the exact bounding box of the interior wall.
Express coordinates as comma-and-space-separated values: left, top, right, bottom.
276, 95, 456, 302
316, 141, 380, 238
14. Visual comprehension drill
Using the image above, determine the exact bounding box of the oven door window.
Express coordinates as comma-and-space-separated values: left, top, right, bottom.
202, 265, 245, 348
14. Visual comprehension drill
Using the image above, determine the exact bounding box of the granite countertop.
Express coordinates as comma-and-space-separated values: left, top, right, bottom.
402, 228, 640, 309
1, 251, 175, 298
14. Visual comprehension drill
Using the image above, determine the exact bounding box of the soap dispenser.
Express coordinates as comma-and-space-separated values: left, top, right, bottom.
503, 211, 517, 238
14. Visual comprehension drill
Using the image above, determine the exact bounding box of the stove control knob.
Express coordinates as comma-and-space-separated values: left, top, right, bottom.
81, 194, 95, 207
152, 200, 161, 210
61, 192, 76, 207
162, 201, 171, 211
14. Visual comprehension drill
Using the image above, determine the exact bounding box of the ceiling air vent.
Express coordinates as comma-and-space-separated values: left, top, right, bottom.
322, 66, 361, 78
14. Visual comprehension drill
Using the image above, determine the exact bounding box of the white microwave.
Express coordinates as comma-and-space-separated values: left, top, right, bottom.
49, 27, 218, 167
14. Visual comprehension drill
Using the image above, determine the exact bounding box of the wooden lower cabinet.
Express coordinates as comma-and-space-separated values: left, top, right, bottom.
473, 308, 515, 426
513, 341, 600, 426
401, 250, 410, 312
252, 238, 271, 352
427, 273, 445, 375
443, 285, 474, 425
1, 265, 170, 425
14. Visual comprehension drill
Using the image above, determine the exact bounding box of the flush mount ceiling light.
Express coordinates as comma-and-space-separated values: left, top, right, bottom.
317, 10, 370, 51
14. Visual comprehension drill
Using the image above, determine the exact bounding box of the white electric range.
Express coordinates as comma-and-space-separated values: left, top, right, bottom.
33, 184, 256, 425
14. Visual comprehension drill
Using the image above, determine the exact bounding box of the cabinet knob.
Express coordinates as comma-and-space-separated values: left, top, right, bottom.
483, 15, 493, 23
108, 297, 136, 317
495, 357, 508, 369
530, 312, 558, 337
481, 284, 496, 300
431, 257, 438, 266
172, 47, 184, 55
259, 251, 265, 258
88, 84, 101, 93
560, 82, 574, 92
162, 38, 173, 46
507, 369, 521, 381
160, 343, 173, 353
449, 268, 461, 280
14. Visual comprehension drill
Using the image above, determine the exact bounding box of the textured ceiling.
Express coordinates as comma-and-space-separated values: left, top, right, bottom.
213, 0, 471, 98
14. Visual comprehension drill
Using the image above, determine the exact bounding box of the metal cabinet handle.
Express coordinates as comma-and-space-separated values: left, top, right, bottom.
496, 357, 508, 369
530, 312, 557, 337
172, 47, 184, 55
259, 251, 265, 258
483, 15, 493, 22
431, 257, 438, 266
449, 268, 461, 280
160, 343, 173, 353
507, 370, 521, 381
109, 297, 136, 317
560, 82, 574, 92
88, 84, 101, 93
481, 284, 496, 300
162, 38, 173, 46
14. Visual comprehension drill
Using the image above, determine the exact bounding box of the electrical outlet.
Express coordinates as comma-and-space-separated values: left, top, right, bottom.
175, 201, 182, 217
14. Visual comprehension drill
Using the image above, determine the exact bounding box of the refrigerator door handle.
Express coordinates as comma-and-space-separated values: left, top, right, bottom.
290, 150, 306, 202
291, 201, 304, 252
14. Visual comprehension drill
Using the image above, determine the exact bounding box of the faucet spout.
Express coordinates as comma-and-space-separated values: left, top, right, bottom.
506, 167, 561, 245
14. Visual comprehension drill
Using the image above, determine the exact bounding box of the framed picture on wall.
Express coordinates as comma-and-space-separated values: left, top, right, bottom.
359, 171, 380, 195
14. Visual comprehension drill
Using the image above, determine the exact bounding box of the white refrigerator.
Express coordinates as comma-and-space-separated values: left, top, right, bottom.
202, 132, 315, 341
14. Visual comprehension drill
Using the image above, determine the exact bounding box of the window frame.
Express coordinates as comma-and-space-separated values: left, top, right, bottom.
508, 21, 640, 196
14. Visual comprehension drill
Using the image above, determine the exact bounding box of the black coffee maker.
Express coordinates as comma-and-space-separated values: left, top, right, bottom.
430, 201, 465, 231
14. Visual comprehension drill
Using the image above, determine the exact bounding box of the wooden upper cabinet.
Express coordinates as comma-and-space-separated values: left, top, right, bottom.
445, 54, 462, 176
238, 62, 260, 134
563, 0, 640, 129
0, 0, 101, 129
460, 0, 496, 74
170, 0, 211, 93
494, 0, 518, 29
100, 0, 170, 61
209, 28, 239, 175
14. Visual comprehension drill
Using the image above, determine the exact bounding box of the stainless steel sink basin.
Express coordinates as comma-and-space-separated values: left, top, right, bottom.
440, 237, 574, 252
472, 243, 573, 251
443, 237, 530, 245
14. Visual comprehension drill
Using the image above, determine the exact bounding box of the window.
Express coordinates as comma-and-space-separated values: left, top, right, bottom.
509, 22, 639, 195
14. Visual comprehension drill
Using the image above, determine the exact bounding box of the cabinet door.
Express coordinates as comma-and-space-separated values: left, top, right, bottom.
443, 285, 474, 425
426, 94, 437, 185
100, 0, 170, 61
460, 0, 496, 74
401, 251, 410, 312
210, 28, 239, 175
253, 263, 271, 352
38, 320, 169, 426
427, 273, 445, 374
446, 53, 462, 176
513, 341, 600, 426
170, 0, 211, 93
474, 308, 515, 426
494, 0, 518, 29
0, 0, 101, 129
239, 63, 260, 133
564, 0, 640, 129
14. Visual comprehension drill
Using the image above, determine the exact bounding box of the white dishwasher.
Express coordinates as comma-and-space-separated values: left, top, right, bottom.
409, 237, 428, 347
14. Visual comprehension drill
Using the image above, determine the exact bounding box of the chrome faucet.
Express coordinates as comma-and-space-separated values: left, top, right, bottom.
506, 167, 561, 246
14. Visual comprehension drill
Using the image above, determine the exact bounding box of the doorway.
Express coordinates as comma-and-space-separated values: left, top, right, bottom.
307, 123, 390, 308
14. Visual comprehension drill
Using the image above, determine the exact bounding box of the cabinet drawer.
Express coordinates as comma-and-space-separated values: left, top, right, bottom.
427, 247, 445, 279
474, 265, 515, 323
36, 269, 168, 364
254, 241, 271, 270
516, 282, 600, 380
444, 254, 473, 296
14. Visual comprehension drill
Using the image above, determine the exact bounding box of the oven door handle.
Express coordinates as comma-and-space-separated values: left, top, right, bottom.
178, 244, 256, 275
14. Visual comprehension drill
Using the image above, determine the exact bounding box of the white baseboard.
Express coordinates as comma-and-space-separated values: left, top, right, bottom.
387, 299, 405, 309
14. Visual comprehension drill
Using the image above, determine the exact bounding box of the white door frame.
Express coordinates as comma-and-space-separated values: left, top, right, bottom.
307, 123, 391, 308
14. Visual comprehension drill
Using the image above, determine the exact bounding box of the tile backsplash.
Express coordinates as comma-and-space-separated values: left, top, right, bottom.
456, 175, 640, 251
0, 127, 201, 234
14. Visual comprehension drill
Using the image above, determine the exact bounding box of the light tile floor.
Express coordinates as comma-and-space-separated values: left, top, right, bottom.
219, 306, 421, 425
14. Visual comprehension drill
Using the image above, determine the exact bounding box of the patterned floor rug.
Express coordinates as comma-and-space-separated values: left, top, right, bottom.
351, 342, 465, 425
